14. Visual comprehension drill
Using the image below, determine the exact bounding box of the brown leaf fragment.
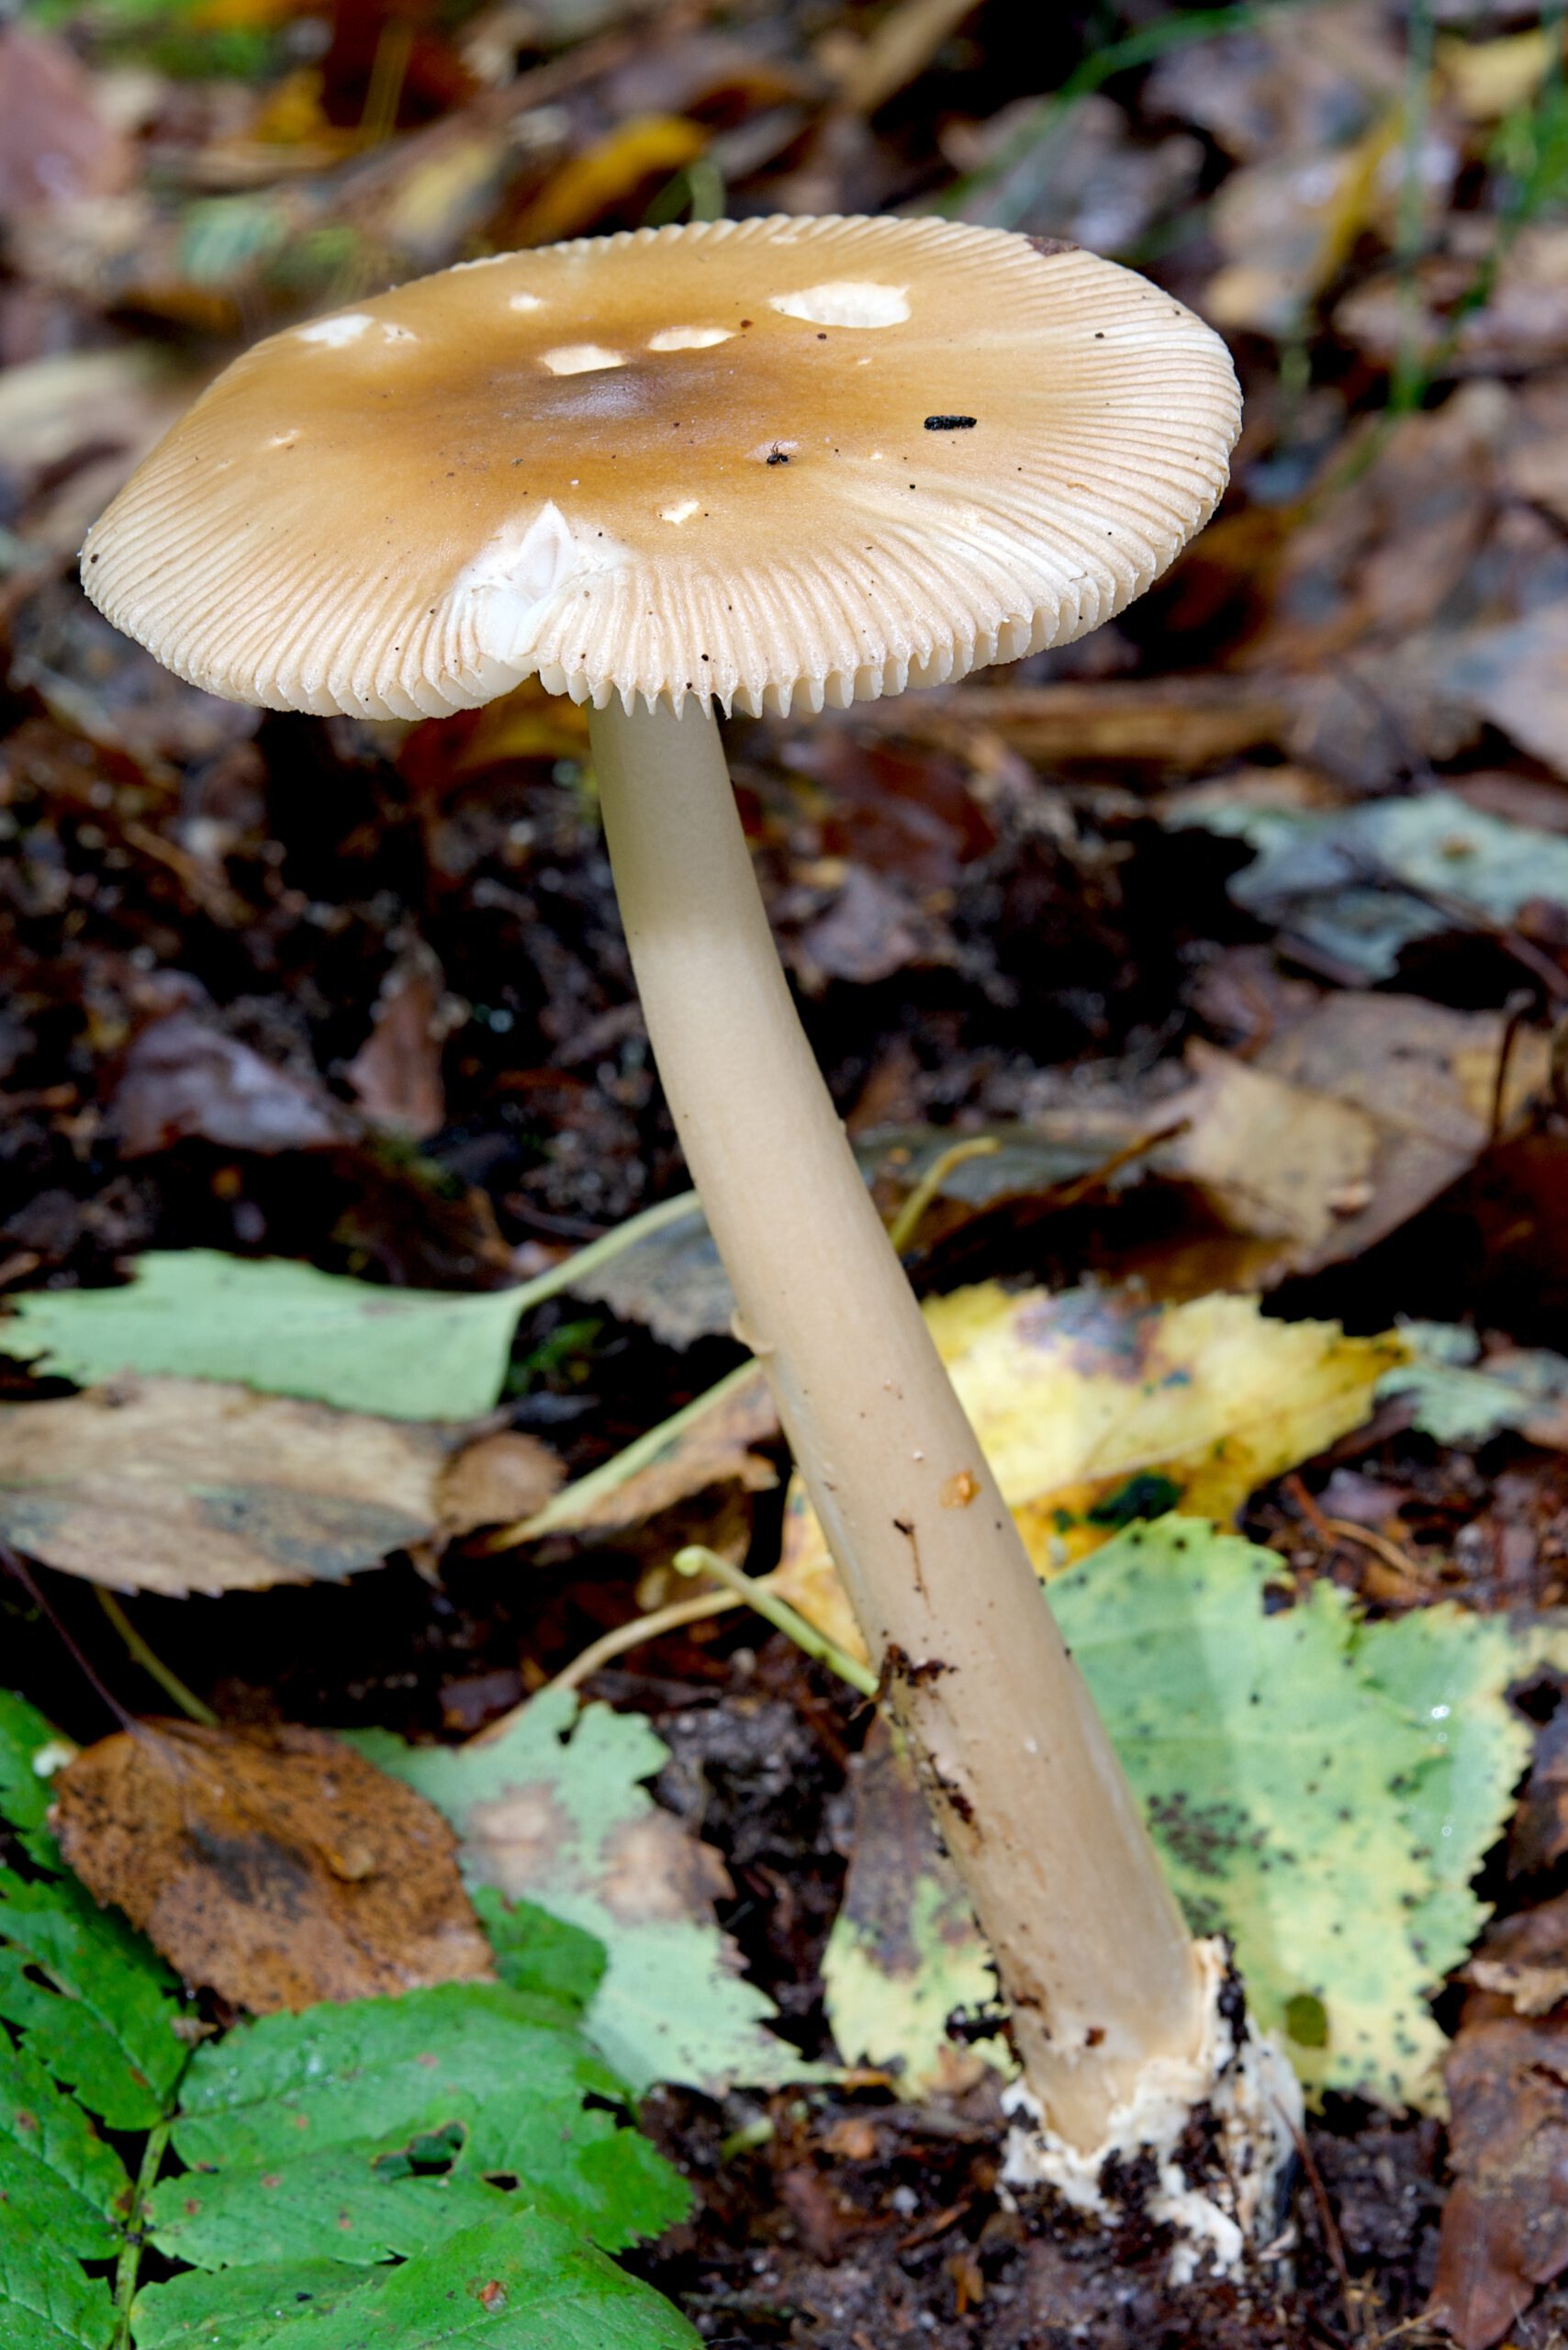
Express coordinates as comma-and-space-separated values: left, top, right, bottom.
1256, 991, 1552, 1269
51, 1721, 495, 2012
0, 1376, 559, 1595
435, 1429, 563, 1541
0, 25, 134, 220
1433, 1987, 1568, 2344
1156, 1038, 1378, 1273
524, 1366, 777, 1542
114, 1010, 349, 1157
345, 963, 449, 1140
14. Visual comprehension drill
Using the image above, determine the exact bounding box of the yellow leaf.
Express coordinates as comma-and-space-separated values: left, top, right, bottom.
777, 1286, 1406, 1657
513, 116, 708, 249
1438, 28, 1555, 122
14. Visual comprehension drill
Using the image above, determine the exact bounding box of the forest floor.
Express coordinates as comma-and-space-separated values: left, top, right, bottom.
8, 1, 1568, 2344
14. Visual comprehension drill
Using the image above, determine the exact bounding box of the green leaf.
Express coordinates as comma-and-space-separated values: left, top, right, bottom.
0, 1694, 71, 1863
138, 2211, 700, 2349
0, 2040, 129, 2350
150, 1981, 688, 2266
476, 1891, 606, 2019
357, 1694, 801, 2095
133, 2263, 365, 2350
821, 1520, 1564, 2109
0, 1695, 693, 2350
0, 1869, 186, 2129
1053, 1516, 1555, 2108
1170, 786, 1568, 982
0, 2037, 131, 2253
0, 2234, 116, 2350
1379, 1320, 1568, 1447
3, 1253, 532, 1422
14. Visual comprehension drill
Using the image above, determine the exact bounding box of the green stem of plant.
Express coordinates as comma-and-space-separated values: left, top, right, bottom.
509, 1187, 701, 1314
1390, 0, 1436, 414
112, 2117, 173, 2348
95, 1591, 218, 1728
488, 1355, 767, 1549
885, 1136, 999, 1255
939, 0, 1326, 226
673, 1545, 879, 1697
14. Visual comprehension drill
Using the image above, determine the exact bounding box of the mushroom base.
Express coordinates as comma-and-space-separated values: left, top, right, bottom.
1001, 1937, 1304, 2277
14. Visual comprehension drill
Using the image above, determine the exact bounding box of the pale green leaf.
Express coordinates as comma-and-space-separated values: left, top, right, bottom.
1171, 787, 1568, 981
1056, 1516, 1543, 2107
1380, 1320, 1568, 1448
357, 1694, 801, 2095
3, 1253, 532, 1421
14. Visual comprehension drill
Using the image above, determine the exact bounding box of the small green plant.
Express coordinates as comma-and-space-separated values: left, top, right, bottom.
0, 1695, 697, 2349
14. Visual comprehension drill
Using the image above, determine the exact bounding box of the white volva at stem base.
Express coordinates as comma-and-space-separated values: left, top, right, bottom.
588, 696, 1207, 2156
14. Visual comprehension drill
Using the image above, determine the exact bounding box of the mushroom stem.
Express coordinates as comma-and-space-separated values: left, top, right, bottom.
588, 694, 1207, 2153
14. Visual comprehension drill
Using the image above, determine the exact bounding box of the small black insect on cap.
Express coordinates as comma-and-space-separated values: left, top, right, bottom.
924, 415, 978, 431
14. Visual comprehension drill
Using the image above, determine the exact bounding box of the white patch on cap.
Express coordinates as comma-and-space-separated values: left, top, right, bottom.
509, 291, 544, 312
768, 282, 910, 328
647, 326, 734, 351
297, 312, 374, 347
380, 322, 417, 343
448, 502, 627, 682
660, 498, 700, 524
540, 343, 625, 375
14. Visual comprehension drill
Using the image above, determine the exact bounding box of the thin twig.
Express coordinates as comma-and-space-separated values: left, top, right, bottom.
0, 1540, 140, 1735
95, 1591, 218, 1728
674, 1546, 879, 1696
886, 1135, 1000, 1255
529, 1588, 746, 1706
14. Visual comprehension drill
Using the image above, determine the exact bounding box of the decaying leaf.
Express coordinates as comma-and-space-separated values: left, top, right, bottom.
345, 960, 449, 1141
823, 1716, 1005, 2097
359, 1691, 804, 2095
52, 1721, 494, 2012
1432, 1897, 1568, 2349
3, 1249, 540, 1421
1382, 1323, 1568, 1451
830, 1518, 1561, 2109
113, 1008, 351, 1157
778, 1283, 1403, 1656
1170, 784, 1568, 982
1256, 990, 1553, 1269
520, 1365, 778, 1544
0, 1375, 559, 1595
1153, 1038, 1378, 1277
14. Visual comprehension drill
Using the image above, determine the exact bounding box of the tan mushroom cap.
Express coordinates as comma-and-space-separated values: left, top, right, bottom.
81, 214, 1240, 722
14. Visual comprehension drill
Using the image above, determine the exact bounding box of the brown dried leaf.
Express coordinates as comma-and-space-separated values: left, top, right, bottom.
0, 26, 134, 220
51, 1720, 494, 2012
1157, 1038, 1378, 1273
1256, 992, 1552, 1269
114, 1010, 350, 1156
345, 964, 448, 1140
523, 1367, 778, 1546
435, 1427, 564, 1540
0, 1375, 560, 1595
1433, 1901, 1568, 2348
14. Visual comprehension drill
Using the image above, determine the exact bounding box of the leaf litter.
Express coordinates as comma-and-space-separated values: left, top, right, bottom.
10, 0, 1568, 2339
0, 1694, 699, 2350
51, 1719, 495, 2011
0, 1375, 560, 1595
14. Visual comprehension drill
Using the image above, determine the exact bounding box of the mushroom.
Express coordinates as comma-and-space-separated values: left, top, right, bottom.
82, 215, 1283, 2208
